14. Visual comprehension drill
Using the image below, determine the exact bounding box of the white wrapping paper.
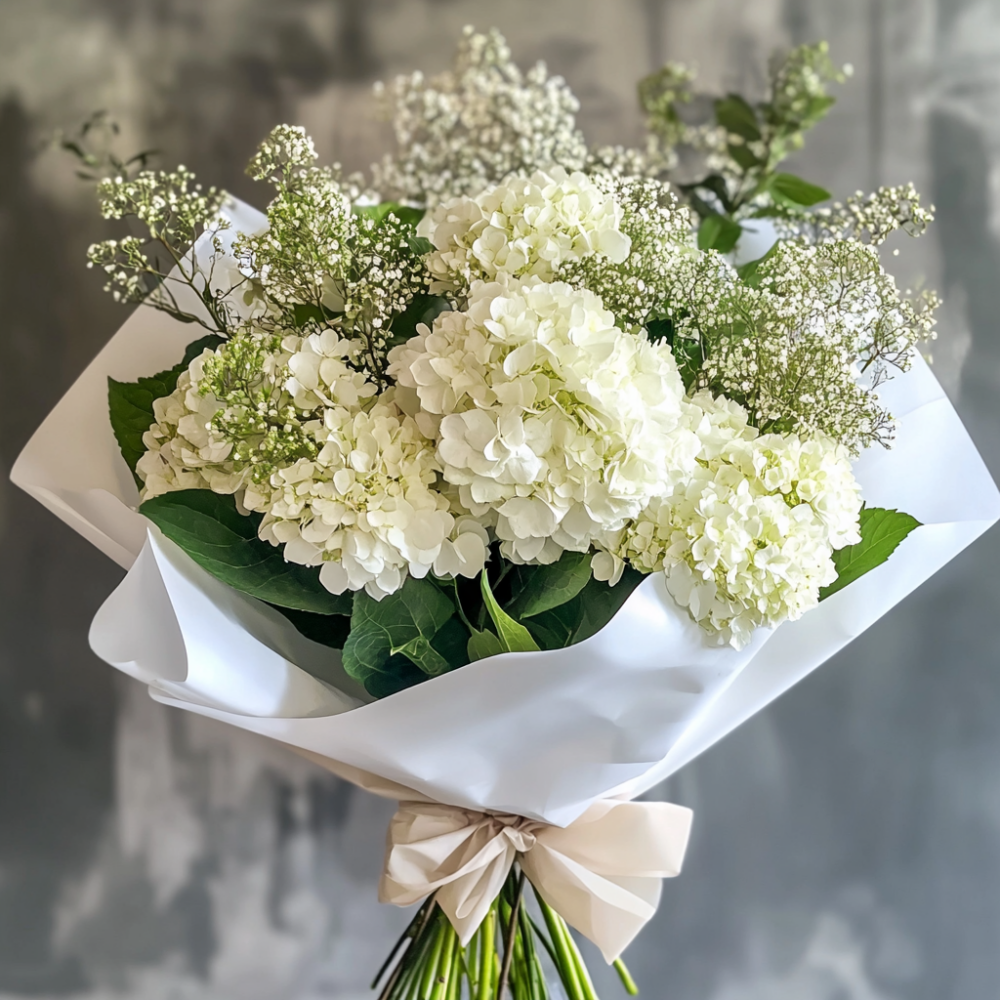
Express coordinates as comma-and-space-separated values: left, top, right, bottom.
13, 200, 1000, 827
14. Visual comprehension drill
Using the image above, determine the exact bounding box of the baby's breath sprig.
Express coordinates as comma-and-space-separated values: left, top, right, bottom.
235, 126, 431, 387
797, 183, 936, 247
196, 329, 320, 483
643, 42, 849, 251
371, 26, 591, 205
87, 165, 240, 334
679, 240, 938, 451
555, 174, 694, 329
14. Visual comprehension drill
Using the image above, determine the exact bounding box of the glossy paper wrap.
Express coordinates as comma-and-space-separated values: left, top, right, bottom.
12, 201, 1000, 827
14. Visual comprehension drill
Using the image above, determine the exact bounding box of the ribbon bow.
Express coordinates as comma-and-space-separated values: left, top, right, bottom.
379, 798, 693, 962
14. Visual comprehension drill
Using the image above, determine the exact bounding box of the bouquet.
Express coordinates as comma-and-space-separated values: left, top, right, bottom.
14, 28, 1000, 1000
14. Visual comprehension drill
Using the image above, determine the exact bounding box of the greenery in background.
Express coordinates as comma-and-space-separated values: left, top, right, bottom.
639, 42, 846, 253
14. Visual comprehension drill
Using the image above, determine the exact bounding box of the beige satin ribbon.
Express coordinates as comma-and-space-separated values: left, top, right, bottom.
292, 747, 694, 963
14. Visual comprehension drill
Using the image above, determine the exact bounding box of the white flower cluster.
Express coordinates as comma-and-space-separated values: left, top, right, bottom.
420, 168, 631, 293
133, 136, 877, 649
371, 27, 590, 205
245, 393, 488, 601
606, 392, 862, 648
389, 278, 699, 564
137, 351, 246, 499
137, 330, 489, 600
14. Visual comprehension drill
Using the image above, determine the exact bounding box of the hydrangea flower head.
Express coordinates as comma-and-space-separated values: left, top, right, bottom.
609, 391, 863, 647
388, 277, 700, 563
420, 167, 631, 293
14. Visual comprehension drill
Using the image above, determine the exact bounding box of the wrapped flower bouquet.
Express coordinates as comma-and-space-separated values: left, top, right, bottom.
14, 28, 1000, 1000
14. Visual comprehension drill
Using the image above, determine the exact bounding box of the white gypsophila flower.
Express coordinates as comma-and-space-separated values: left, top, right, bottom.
609, 390, 863, 648
371, 27, 590, 205
136, 351, 247, 499
243, 392, 489, 601
387, 277, 700, 564
420, 167, 631, 293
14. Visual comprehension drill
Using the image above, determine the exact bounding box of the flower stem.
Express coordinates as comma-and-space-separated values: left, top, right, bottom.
497, 870, 527, 998
613, 959, 639, 996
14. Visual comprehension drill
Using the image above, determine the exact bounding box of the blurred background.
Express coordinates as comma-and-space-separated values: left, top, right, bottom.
1, 0, 999, 997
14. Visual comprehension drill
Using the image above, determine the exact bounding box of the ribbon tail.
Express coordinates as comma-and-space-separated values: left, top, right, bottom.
521, 846, 661, 963
436, 841, 517, 945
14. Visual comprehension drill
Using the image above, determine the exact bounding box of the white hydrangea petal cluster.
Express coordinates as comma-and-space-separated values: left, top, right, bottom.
244, 394, 487, 600
421, 167, 631, 292
284, 328, 379, 411
612, 390, 862, 648
136, 331, 487, 601
388, 278, 700, 564
136, 351, 247, 499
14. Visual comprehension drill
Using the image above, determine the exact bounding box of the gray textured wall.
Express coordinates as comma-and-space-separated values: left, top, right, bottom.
1, 1, 999, 998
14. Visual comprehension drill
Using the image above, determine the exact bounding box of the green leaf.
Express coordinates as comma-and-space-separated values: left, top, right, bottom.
693, 173, 736, 214
140, 489, 351, 614
698, 214, 743, 253
275, 606, 351, 649
290, 303, 337, 327
645, 317, 674, 343
343, 577, 459, 694
480, 572, 540, 653
385, 293, 451, 352
728, 142, 763, 171
715, 94, 762, 142
769, 172, 831, 207
406, 235, 434, 256
525, 569, 646, 650
353, 201, 425, 229
736, 239, 781, 288
506, 552, 594, 619
819, 507, 922, 600
467, 628, 506, 662
108, 334, 225, 477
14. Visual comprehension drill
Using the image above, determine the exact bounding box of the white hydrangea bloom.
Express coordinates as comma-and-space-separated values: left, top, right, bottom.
612, 391, 863, 648
284, 328, 378, 411
244, 393, 488, 601
388, 277, 700, 564
420, 167, 631, 292
136, 351, 246, 499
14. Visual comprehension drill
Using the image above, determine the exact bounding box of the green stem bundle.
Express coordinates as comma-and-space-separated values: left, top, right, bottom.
372, 866, 638, 1000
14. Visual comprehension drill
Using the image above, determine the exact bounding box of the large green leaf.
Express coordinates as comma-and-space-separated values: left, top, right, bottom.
108, 334, 225, 478
769, 172, 831, 207
343, 577, 459, 695
728, 142, 763, 171
820, 507, 922, 600
481, 572, 540, 653
715, 94, 762, 142
275, 606, 351, 650
506, 551, 594, 619
526, 569, 645, 650
140, 489, 351, 614
697, 214, 743, 253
